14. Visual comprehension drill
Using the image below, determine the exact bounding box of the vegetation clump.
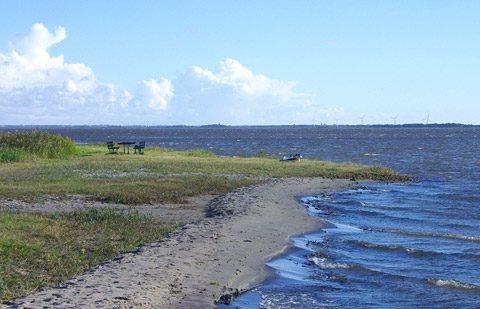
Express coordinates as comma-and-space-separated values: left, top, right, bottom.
0, 209, 176, 301
0, 131, 76, 163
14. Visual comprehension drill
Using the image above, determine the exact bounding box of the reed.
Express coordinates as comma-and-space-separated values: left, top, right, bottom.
0, 131, 76, 163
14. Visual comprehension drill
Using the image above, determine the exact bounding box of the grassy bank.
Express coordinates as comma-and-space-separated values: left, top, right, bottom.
0, 208, 176, 301
0, 143, 410, 301
0, 144, 409, 204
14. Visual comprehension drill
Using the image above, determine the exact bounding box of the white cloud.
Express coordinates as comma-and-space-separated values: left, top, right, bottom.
0, 25, 95, 93
134, 78, 174, 111
190, 58, 297, 101
10, 23, 66, 70
0, 24, 343, 125
170, 58, 333, 125
0, 23, 174, 124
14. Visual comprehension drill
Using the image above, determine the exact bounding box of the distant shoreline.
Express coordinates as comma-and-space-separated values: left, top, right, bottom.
1, 123, 479, 129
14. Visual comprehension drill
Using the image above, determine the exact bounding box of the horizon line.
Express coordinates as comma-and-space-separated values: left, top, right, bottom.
1, 123, 478, 128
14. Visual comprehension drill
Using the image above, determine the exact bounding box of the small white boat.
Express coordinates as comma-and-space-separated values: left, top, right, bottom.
280, 153, 302, 161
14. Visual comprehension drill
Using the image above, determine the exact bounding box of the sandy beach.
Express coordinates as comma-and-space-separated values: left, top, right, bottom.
5, 177, 352, 308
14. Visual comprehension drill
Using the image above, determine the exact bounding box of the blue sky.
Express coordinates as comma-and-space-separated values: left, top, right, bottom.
0, 0, 478, 125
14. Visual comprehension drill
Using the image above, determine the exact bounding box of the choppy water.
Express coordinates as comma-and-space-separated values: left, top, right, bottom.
237, 180, 480, 308
225, 127, 480, 308
4, 125, 480, 307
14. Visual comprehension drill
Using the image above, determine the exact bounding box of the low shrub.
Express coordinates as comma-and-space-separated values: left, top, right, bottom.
0, 131, 76, 163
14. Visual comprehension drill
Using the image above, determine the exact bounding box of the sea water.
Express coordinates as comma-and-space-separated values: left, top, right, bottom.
5, 126, 479, 307
226, 127, 480, 308
233, 179, 480, 308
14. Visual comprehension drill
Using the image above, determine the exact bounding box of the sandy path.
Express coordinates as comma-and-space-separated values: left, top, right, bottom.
0, 194, 215, 225
5, 177, 351, 308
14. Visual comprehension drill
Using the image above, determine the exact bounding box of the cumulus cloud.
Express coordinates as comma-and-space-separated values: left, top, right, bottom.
0, 24, 341, 125
170, 58, 330, 125
134, 78, 174, 111
9, 24, 66, 70
0, 23, 173, 124
0, 24, 95, 93
190, 58, 297, 101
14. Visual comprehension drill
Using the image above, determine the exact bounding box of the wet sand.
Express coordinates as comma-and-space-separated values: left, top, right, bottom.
5, 177, 352, 308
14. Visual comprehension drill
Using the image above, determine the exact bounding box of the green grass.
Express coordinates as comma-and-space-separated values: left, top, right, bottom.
0, 145, 410, 204
186, 149, 216, 157
0, 209, 177, 301
0, 143, 410, 301
0, 131, 76, 163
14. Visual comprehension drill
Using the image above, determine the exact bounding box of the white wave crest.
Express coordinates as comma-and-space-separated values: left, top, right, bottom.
428, 278, 480, 290
309, 256, 350, 269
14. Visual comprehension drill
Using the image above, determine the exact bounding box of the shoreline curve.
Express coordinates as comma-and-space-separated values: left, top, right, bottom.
7, 177, 353, 308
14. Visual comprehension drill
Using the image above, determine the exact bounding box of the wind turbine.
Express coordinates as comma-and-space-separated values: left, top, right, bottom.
390, 115, 398, 125
334, 118, 340, 126
423, 113, 431, 125
357, 115, 365, 125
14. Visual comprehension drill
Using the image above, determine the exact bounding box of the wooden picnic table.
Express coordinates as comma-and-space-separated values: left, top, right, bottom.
117, 141, 135, 154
